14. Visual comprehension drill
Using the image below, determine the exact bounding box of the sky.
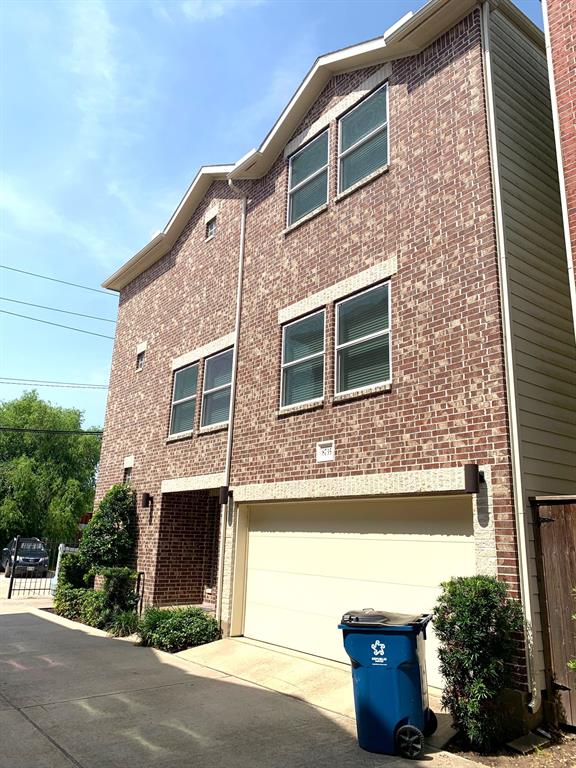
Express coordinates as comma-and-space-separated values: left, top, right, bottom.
0, 0, 543, 429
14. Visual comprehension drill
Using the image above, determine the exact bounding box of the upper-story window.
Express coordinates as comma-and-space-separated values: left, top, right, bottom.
335, 282, 390, 395
206, 217, 217, 239
288, 130, 329, 226
281, 310, 325, 408
170, 363, 198, 435
338, 84, 388, 193
201, 348, 233, 427
136, 350, 145, 371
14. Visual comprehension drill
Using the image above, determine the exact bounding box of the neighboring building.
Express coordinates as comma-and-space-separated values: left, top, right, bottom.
97, 0, 576, 724
542, 0, 576, 335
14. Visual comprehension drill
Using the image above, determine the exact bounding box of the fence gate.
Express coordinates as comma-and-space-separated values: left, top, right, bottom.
532, 497, 576, 727
3, 536, 72, 599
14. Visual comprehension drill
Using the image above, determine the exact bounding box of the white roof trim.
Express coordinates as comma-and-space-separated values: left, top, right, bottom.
103, 0, 505, 292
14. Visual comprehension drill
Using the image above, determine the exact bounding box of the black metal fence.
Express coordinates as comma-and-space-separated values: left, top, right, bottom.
3, 536, 76, 599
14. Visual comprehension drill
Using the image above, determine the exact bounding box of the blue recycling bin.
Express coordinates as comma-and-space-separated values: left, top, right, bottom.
339, 610, 437, 759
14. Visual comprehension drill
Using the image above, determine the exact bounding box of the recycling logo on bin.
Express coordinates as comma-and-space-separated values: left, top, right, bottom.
370, 639, 387, 665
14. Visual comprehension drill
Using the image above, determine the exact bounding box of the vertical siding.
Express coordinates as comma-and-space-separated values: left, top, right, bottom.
490, 9, 576, 500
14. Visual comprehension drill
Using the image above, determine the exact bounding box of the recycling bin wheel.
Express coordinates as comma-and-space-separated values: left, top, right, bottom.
423, 709, 438, 737
396, 725, 424, 759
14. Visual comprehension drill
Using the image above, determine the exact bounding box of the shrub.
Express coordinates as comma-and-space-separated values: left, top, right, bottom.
98, 567, 139, 613
434, 575, 524, 753
53, 586, 90, 620
79, 485, 135, 569
108, 610, 139, 637
80, 590, 111, 629
138, 607, 220, 653
58, 552, 91, 589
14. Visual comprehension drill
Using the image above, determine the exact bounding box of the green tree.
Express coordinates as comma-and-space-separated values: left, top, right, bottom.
0, 391, 101, 543
79, 485, 135, 568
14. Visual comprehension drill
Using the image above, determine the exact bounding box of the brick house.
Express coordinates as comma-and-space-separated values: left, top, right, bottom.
97, 0, 576, 720
543, 0, 576, 336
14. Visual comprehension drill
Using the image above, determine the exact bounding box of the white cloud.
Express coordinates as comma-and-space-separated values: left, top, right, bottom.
0, 177, 120, 269
181, 0, 265, 22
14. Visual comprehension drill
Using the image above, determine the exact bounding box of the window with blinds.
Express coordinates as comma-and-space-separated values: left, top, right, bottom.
338, 84, 388, 193
288, 131, 329, 226
170, 363, 199, 435
281, 310, 325, 407
335, 283, 390, 394
201, 348, 233, 427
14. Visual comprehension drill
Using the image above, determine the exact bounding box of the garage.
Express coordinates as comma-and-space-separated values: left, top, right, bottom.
240, 495, 475, 690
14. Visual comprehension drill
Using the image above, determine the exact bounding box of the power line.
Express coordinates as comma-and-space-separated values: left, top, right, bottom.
0, 378, 108, 390
0, 297, 116, 324
0, 310, 115, 340
0, 426, 103, 435
0, 265, 116, 297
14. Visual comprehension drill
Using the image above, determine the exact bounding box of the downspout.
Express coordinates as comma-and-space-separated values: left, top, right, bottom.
215, 178, 247, 628
480, 1, 541, 714
541, 0, 576, 342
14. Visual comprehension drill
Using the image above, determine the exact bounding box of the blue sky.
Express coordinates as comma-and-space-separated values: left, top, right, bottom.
0, 0, 543, 428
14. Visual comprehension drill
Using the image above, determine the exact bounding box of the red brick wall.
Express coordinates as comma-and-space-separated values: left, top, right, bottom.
151, 491, 220, 607
96, 181, 242, 596
547, 0, 576, 278
231, 12, 519, 598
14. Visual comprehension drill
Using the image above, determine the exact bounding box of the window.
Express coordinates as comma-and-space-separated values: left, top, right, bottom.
288, 130, 329, 226
136, 350, 145, 371
123, 466, 132, 485
338, 84, 388, 193
170, 363, 198, 435
281, 310, 325, 407
335, 283, 390, 394
201, 348, 233, 427
206, 217, 216, 239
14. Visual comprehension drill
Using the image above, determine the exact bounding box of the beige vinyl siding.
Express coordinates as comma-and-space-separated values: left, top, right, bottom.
489, 7, 576, 687
490, 9, 576, 500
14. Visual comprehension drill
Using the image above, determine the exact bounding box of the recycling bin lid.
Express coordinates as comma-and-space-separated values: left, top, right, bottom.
340, 609, 432, 627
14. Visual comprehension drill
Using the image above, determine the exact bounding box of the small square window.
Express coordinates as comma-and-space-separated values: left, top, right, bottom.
288, 131, 329, 226
206, 217, 217, 239
281, 310, 325, 407
136, 351, 145, 371
169, 363, 199, 435
123, 466, 132, 485
338, 84, 388, 193
335, 283, 391, 394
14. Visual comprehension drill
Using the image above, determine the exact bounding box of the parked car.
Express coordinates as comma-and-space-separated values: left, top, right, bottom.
1, 538, 49, 578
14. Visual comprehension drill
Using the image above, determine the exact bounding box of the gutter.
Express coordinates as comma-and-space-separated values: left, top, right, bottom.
214, 178, 247, 628
480, 0, 541, 714
541, 0, 576, 342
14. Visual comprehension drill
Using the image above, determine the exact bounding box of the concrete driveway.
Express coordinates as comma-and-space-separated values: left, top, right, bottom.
0, 600, 480, 768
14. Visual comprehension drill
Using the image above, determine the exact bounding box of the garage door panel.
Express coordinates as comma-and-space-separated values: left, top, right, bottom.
243, 497, 475, 689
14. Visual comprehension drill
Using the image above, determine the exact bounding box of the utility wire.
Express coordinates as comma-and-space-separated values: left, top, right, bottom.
0, 265, 116, 297
0, 297, 116, 323
0, 310, 115, 340
0, 378, 108, 390
0, 426, 103, 435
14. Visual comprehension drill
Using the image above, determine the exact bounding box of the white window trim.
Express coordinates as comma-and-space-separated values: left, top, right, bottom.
287, 130, 329, 228
200, 347, 233, 429
337, 83, 389, 195
205, 216, 217, 241
334, 282, 392, 397
280, 309, 326, 409
169, 362, 199, 437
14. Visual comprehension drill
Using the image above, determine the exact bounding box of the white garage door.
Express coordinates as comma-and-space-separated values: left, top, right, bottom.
242, 496, 475, 689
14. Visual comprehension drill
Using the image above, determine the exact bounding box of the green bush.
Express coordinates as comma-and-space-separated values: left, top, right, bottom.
108, 610, 139, 637
434, 576, 523, 753
138, 607, 220, 653
80, 590, 111, 629
98, 567, 139, 613
53, 586, 90, 620
79, 485, 135, 569
58, 552, 91, 589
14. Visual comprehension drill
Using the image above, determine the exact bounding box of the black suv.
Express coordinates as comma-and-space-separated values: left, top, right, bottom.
1, 538, 49, 578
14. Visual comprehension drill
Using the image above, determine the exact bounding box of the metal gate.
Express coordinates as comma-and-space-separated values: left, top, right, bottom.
532, 497, 576, 727
2, 536, 74, 599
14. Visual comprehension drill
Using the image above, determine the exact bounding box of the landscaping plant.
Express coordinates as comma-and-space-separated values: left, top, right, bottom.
138, 606, 220, 653
433, 575, 524, 753
79, 484, 135, 569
